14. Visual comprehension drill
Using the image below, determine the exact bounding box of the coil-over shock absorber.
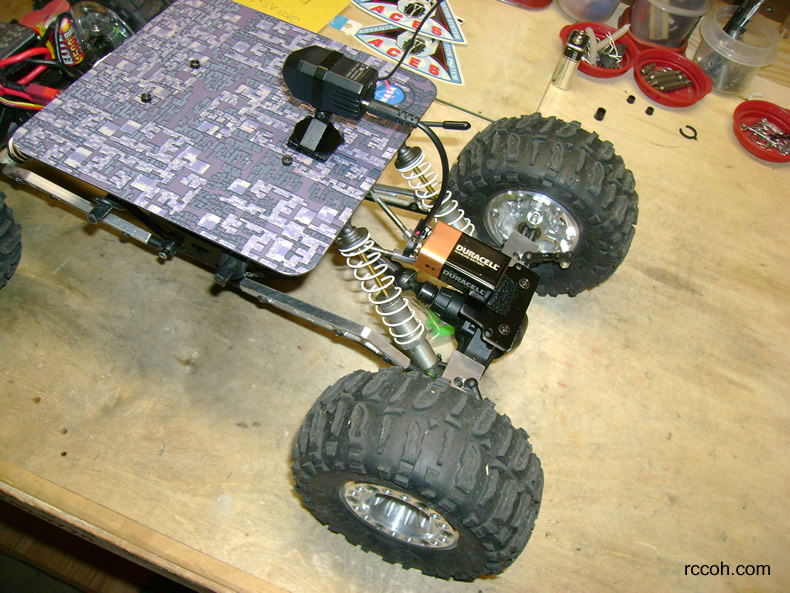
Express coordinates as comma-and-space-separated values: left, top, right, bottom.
395, 144, 475, 235
336, 225, 439, 375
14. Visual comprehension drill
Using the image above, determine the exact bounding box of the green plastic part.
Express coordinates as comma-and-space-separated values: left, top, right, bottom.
426, 310, 454, 339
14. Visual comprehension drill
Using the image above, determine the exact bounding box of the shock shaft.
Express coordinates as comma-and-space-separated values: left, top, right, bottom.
337, 225, 439, 374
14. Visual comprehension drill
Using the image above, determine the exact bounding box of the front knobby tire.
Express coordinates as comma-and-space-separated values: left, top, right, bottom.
0, 191, 22, 289
449, 113, 638, 297
292, 368, 543, 581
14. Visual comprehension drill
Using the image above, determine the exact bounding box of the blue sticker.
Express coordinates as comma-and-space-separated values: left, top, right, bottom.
375, 81, 406, 105
329, 15, 349, 30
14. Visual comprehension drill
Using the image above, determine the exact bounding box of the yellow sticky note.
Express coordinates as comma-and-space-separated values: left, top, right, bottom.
236, 0, 349, 32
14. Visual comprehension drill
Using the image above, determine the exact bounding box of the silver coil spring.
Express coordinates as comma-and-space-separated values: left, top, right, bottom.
396, 148, 475, 235
338, 230, 426, 348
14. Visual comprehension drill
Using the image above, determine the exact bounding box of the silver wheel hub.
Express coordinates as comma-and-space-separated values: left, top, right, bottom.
485, 190, 580, 254
340, 481, 459, 549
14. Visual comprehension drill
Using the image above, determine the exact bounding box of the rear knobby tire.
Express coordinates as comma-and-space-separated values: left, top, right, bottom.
292, 368, 542, 581
0, 191, 21, 289
449, 113, 638, 297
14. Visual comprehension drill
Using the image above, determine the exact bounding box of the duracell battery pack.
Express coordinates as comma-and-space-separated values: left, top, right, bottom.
416, 222, 509, 300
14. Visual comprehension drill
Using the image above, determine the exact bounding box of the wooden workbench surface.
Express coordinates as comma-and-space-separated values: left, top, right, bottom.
1, 1, 789, 592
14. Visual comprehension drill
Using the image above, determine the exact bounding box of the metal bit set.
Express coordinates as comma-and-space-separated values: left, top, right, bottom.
739, 118, 790, 156
639, 63, 692, 92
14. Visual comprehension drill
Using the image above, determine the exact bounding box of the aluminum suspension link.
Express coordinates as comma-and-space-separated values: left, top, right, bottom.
238, 278, 411, 370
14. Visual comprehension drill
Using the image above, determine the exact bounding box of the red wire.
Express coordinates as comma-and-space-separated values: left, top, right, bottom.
0, 46, 52, 69
0, 45, 56, 102
18, 64, 48, 85
0, 86, 37, 103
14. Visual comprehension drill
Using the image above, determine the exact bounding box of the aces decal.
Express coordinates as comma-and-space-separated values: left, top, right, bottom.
356, 24, 463, 85
352, 0, 466, 44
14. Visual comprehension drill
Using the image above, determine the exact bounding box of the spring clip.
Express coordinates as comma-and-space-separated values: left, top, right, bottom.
740, 118, 790, 156
395, 146, 475, 235
337, 228, 426, 349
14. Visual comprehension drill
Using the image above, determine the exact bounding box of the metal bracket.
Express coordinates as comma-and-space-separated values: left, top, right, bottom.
502, 231, 572, 267
238, 278, 411, 370
441, 350, 486, 386
2, 165, 152, 245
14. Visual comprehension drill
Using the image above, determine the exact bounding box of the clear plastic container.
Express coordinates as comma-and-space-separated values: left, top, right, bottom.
630, 0, 712, 48
692, 5, 779, 95
556, 0, 621, 23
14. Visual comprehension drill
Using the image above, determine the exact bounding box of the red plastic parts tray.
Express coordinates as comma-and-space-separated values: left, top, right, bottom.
733, 100, 790, 163
633, 49, 711, 108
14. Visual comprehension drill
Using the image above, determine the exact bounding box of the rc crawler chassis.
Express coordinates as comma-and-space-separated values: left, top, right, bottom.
0, 0, 638, 581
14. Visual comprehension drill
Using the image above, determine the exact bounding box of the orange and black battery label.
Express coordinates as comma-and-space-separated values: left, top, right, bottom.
55, 13, 85, 66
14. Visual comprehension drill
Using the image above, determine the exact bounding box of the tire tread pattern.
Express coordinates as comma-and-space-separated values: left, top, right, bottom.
292, 368, 543, 581
449, 114, 638, 296
0, 192, 22, 290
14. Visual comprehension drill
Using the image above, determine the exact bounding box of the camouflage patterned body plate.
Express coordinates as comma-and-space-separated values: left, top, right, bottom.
15, 0, 436, 275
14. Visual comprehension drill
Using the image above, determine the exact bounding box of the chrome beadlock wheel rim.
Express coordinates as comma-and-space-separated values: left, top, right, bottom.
485, 190, 580, 253
341, 481, 459, 549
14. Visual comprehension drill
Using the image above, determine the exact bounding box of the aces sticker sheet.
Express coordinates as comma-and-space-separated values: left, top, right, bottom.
352, 0, 465, 43
349, 0, 466, 85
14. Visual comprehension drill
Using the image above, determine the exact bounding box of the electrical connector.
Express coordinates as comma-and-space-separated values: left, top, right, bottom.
25, 83, 59, 104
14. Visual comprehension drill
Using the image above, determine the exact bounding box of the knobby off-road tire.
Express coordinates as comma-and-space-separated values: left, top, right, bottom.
449, 113, 638, 297
292, 368, 543, 581
0, 191, 22, 290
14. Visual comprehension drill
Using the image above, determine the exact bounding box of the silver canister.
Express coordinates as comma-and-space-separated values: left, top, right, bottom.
551, 30, 589, 91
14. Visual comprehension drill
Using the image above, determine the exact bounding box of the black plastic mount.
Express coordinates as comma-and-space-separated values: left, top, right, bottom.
397, 262, 539, 367
287, 110, 343, 161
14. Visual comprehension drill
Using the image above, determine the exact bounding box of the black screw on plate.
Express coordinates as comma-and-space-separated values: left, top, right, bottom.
627, 95, 636, 104
140, 92, 152, 103
645, 106, 655, 116
190, 59, 200, 69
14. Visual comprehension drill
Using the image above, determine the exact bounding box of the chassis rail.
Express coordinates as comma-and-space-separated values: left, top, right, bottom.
238, 278, 411, 370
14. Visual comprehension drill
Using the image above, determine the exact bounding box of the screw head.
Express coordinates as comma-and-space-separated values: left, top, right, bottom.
498, 324, 510, 336
527, 211, 543, 225
281, 155, 293, 166
189, 59, 200, 69
519, 277, 530, 289
140, 92, 152, 103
